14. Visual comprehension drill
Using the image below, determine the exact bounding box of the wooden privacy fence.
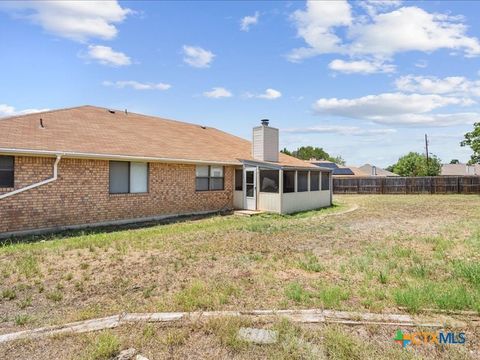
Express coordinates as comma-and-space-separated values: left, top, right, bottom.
333, 176, 480, 194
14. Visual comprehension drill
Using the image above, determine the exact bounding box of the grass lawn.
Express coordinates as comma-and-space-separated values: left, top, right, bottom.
1, 194, 480, 359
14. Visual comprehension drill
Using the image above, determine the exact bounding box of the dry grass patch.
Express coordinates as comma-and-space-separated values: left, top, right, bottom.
0, 319, 478, 359
1, 195, 480, 337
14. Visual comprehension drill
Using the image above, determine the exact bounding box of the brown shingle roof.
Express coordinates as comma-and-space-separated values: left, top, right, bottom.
441, 163, 480, 176
0, 105, 316, 168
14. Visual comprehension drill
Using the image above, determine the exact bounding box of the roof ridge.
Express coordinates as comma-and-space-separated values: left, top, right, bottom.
0, 105, 93, 121
96, 106, 247, 135
79, 106, 254, 145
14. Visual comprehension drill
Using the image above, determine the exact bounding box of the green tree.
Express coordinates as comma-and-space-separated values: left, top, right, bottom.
461, 122, 480, 164
293, 146, 330, 160
392, 152, 442, 176
450, 159, 460, 164
329, 155, 346, 166
385, 164, 395, 172
281, 146, 345, 165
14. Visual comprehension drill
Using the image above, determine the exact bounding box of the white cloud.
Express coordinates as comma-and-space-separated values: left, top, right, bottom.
314, 93, 467, 116
203, 87, 233, 98
257, 88, 282, 100
414, 59, 428, 68
288, 0, 352, 62
329, 59, 395, 74
289, 1, 480, 63
102, 80, 171, 90
359, 0, 402, 17
283, 125, 397, 136
240, 11, 259, 31
395, 75, 480, 96
86, 45, 131, 66
182, 45, 215, 68
313, 92, 476, 126
383, 112, 479, 126
349, 7, 480, 58
0, 1, 131, 42
0, 104, 49, 118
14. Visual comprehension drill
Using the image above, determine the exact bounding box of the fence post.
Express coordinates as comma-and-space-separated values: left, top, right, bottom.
457, 177, 461, 194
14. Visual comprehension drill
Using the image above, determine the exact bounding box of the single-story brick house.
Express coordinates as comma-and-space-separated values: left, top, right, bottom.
0, 106, 332, 237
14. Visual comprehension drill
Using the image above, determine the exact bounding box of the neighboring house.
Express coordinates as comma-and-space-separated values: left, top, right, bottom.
441, 163, 480, 176
309, 160, 363, 177
0, 106, 332, 236
357, 164, 399, 177
310, 161, 398, 177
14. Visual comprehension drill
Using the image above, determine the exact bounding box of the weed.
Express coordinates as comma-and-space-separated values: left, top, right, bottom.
74, 281, 85, 292
378, 270, 388, 284
75, 304, 103, 321
64, 272, 73, 281
46, 290, 63, 302
174, 280, 238, 311
453, 260, 480, 286
317, 285, 349, 308
2, 288, 16, 300
15, 253, 40, 278
18, 295, 32, 309
408, 262, 429, 279
37, 283, 44, 293
163, 329, 189, 347
205, 316, 249, 351
82, 331, 120, 360
393, 286, 427, 313
285, 282, 311, 304
271, 318, 319, 360
323, 326, 370, 360
142, 324, 156, 340
392, 246, 413, 259
14, 314, 31, 326
143, 284, 156, 299
394, 282, 479, 312
432, 284, 477, 311
297, 252, 324, 273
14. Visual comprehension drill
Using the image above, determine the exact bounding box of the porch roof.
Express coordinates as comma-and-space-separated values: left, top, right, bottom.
241, 159, 332, 171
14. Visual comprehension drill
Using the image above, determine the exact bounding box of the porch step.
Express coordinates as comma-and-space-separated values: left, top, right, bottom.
233, 210, 265, 217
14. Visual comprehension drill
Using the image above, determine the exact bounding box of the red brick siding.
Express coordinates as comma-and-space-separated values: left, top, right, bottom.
0, 156, 234, 234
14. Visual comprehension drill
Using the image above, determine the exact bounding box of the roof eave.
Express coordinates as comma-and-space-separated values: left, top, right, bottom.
0, 148, 242, 166
240, 159, 332, 171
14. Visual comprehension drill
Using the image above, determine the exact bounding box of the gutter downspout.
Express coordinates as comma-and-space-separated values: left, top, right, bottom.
0, 155, 62, 200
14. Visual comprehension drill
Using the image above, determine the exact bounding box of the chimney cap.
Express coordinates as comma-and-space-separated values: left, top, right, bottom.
261, 119, 269, 126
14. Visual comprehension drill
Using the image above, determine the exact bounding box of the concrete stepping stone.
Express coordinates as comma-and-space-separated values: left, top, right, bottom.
238, 327, 278, 344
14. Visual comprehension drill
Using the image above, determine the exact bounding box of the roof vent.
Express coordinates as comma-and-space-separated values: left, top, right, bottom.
107, 109, 115, 114
200, 125, 207, 129
125, 109, 128, 115
261, 119, 269, 126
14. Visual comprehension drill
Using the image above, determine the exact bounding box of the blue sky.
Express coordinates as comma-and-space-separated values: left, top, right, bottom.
1, 1, 480, 167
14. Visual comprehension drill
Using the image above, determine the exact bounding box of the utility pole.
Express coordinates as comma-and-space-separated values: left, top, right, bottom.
425, 133, 429, 170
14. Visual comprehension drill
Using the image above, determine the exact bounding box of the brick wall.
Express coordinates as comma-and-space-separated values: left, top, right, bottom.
0, 156, 234, 234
